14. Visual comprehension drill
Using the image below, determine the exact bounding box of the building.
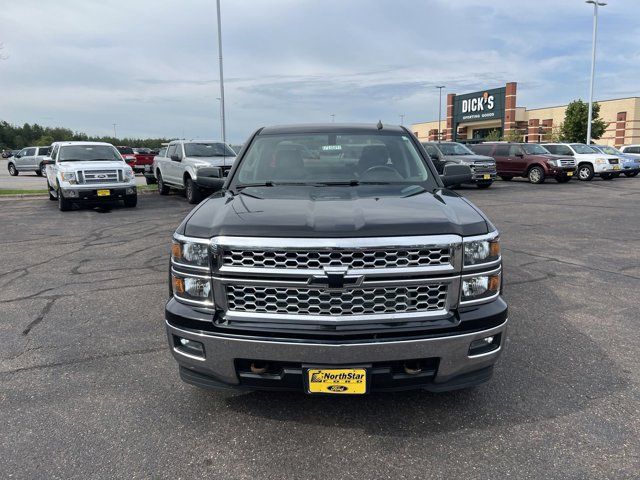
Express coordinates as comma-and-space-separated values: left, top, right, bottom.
411, 82, 640, 147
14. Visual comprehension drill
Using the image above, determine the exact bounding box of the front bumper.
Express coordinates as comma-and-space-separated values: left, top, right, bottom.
594, 164, 621, 174
165, 297, 508, 392
61, 186, 136, 202
469, 172, 497, 182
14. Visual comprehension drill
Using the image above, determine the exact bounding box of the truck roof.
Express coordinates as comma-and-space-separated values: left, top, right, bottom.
259, 123, 407, 135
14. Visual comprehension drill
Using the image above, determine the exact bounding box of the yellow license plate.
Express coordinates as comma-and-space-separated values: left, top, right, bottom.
613, 166, 620, 170
307, 368, 367, 395
567, 171, 573, 176
483, 174, 491, 179
97, 189, 110, 197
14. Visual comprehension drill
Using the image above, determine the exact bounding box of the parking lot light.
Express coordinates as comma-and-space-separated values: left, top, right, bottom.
585, 1, 607, 145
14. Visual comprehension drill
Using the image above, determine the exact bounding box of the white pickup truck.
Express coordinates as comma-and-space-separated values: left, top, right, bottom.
45, 141, 137, 211
153, 140, 236, 203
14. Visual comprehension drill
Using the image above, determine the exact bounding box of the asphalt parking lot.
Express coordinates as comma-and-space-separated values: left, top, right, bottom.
1, 179, 638, 479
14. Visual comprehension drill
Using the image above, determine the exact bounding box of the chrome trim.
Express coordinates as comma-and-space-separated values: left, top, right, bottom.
462, 230, 501, 271
223, 309, 450, 325
218, 263, 457, 277
173, 233, 212, 245
171, 259, 211, 272
468, 344, 502, 359
170, 268, 215, 307
172, 346, 206, 361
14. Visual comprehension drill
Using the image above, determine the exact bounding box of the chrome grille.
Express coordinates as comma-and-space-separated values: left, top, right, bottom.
222, 247, 451, 270
81, 169, 120, 184
226, 284, 448, 316
559, 158, 576, 167
471, 163, 496, 173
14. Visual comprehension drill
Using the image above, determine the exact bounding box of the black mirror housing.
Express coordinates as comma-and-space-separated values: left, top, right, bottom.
440, 164, 472, 187
170, 155, 181, 162
196, 167, 225, 192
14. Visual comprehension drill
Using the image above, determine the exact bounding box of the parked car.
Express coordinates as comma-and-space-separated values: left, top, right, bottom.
542, 143, 619, 181
165, 123, 507, 394
7, 146, 52, 176
591, 145, 640, 178
143, 147, 166, 185
44, 141, 137, 211
116, 146, 137, 170
619, 145, 640, 161
153, 140, 237, 203
2, 149, 18, 158
131, 148, 155, 174
421, 141, 496, 188
470, 142, 575, 184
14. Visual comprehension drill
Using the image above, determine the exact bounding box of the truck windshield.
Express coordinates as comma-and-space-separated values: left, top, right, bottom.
117, 146, 134, 154
522, 144, 550, 155
184, 143, 235, 157
234, 133, 434, 187
58, 145, 122, 162
438, 143, 474, 155
571, 144, 597, 154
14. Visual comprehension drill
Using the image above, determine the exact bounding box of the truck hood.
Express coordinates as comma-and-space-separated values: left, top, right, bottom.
180, 185, 491, 239
185, 156, 236, 168
444, 154, 495, 164
57, 160, 129, 171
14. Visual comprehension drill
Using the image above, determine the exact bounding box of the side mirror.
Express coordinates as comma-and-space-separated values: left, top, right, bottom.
15, 154, 22, 158
440, 164, 472, 187
170, 154, 181, 162
41, 157, 54, 165
429, 153, 439, 161
196, 167, 225, 192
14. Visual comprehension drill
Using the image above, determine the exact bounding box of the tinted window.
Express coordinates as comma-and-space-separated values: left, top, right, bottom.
167, 144, 177, 158
571, 144, 597, 154
117, 146, 134, 154
494, 145, 510, 156
58, 145, 121, 162
184, 142, 235, 157
234, 133, 434, 187
522, 144, 550, 155
422, 144, 439, 157
37, 147, 51, 156
470, 144, 492, 155
626, 146, 640, 154
509, 145, 524, 156
25, 148, 37, 156
437, 142, 475, 155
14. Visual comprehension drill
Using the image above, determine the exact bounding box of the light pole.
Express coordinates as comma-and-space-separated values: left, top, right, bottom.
585, 1, 606, 145
435, 86, 445, 142
330, 114, 335, 123
216, 0, 226, 144
112, 123, 118, 139
399, 114, 405, 126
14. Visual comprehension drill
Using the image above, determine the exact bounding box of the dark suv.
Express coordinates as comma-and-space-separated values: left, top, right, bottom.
470, 143, 576, 184
422, 141, 497, 189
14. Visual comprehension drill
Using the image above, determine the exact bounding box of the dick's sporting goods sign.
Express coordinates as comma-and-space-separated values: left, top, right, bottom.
453, 87, 506, 124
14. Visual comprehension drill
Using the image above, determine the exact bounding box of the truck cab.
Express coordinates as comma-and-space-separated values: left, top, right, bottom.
154, 140, 237, 204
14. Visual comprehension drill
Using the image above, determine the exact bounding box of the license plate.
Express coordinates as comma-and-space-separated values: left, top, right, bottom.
613, 166, 620, 170
567, 171, 573, 176
483, 174, 491, 180
97, 189, 110, 197
306, 368, 367, 395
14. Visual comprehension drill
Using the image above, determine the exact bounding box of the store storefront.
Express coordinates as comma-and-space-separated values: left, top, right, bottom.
412, 81, 640, 147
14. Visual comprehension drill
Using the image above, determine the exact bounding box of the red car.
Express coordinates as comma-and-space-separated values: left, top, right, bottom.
116, 146, 137, 170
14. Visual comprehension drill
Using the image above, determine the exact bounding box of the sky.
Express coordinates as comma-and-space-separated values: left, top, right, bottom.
0, 0, 639, 143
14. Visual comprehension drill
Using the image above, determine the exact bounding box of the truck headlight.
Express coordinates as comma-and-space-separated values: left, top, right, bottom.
171, 272, 213, 304
125, 169, 135, 181
463, 232, 500, 267
171, 237, 210, 267
60, 172, 77, 184
546, 159, 558, 167
461, 270, 501, 304
595, 158, 607, 164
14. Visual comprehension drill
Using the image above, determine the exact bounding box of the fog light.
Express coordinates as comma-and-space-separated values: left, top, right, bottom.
126, 187, 136, 194
174, 336, 205, 358
469, 334, 501, 356
66, 190, 78, 198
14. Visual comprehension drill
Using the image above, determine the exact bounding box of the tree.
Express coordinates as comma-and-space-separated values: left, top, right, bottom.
502, 128, 524, 142
560, 99, 607, 143
484, 129, 502, 141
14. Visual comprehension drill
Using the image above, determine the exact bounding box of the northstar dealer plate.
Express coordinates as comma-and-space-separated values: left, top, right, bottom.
97, 189, 111, 197
306, 368, 367, 394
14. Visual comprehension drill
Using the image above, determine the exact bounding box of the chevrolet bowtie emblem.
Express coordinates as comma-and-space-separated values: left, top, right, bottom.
308, 266, 363, 290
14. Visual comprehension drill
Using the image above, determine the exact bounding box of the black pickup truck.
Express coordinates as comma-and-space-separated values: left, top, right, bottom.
165, 124, 508, 395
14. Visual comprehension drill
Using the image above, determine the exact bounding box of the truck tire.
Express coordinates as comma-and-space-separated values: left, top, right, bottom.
157, 172, 170, 195
528, 166, 545, 184
123, 195, 138, 208
624, 171, 639, 177
8, 163, 18, 176
600, 173, 614, 180
40, 163, 47, 177
185, 177, 201, 204
57, 187, 72, 211
499, 175, 513, 181
577, 164, 594, 181
476, 181, 492, 189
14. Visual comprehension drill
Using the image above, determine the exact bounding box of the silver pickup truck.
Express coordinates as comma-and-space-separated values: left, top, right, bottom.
153, 140, 236, 204
7, 146, 51, 176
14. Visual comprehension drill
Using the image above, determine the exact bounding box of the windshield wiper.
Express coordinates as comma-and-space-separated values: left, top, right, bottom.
235, 181, 276, 190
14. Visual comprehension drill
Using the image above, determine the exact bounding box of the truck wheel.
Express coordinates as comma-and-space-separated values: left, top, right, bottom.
528, 166, 545, 184
39, 163, 47, 176
185, 177, 201, 204
157, 172, 170, 195
476, 181, 492, 189
123, 195, 138, 208
57, 187, 72, 211
577, 164, 594, 181
555, 175, 571, 183
600, 173, 614, 180
499, 175, 513, 181
8, 163, 18, 176
624, 171, 639, 177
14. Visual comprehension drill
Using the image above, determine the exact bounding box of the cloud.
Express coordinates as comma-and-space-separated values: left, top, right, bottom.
0, 0, 638, 142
